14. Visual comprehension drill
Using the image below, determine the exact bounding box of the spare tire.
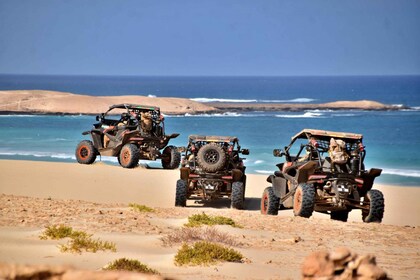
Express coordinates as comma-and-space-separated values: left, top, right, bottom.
196, 143, 226, 172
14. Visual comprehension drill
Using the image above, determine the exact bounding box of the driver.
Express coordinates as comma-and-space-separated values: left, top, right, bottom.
103, 112, 131, 148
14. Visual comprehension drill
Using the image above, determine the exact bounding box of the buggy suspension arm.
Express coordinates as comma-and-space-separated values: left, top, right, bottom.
280, 181, 298, 204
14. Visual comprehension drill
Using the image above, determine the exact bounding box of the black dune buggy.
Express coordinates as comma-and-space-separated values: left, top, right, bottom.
261, 129, 384, 223
75, 104, 181, 169
175, 135, 249, 209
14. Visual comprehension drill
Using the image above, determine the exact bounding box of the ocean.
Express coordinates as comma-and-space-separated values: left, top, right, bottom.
1, 75, 419, 186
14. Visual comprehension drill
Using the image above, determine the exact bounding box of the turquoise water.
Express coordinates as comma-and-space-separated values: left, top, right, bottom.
1, 75, 419, 186
0, 110, 419, 186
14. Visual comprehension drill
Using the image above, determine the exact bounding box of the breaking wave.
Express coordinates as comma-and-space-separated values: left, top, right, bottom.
382, 168, 420, 178
275, 112, 324, 118
255, 170, 273, 174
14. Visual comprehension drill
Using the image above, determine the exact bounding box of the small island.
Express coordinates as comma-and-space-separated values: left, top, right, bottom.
0, 90, 406, 115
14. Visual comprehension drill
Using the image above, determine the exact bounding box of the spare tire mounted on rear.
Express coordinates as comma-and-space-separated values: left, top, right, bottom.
196, 143, 226, 172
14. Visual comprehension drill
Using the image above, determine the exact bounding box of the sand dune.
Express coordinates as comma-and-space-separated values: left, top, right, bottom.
0, 160, 419, 279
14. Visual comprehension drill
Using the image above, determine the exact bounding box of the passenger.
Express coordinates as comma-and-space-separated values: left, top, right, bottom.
329, 138, 349, 164
140, 111, 153, 134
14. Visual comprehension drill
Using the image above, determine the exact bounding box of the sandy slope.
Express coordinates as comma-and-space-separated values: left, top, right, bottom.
0, 160, 419, 279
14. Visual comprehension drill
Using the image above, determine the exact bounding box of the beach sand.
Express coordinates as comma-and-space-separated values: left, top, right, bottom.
0, 160, 419, 279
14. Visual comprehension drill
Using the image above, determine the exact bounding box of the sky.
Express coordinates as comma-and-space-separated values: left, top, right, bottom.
0, 0, 419, 76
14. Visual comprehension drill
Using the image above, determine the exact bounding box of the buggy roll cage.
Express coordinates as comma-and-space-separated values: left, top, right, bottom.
97, 103, 165, 135
276, 129, 365, 164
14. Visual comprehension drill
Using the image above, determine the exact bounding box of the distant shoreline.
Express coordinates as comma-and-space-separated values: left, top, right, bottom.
0, 90, 408, 115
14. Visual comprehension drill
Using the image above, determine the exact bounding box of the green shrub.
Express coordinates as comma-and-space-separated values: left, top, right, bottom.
40, 224, 116, 253
39, 224, 90, 240
59, 234, 116, 253
39, 224, 74, 240
174, 241, 243, 266
185, 212, 240, 228
129, 203, 155, 213
104, 258, 159, 274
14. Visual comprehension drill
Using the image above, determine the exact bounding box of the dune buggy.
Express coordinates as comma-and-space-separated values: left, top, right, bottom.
261, 129, 384, 223
175, 135, 249, 209
75, 104, 181, 169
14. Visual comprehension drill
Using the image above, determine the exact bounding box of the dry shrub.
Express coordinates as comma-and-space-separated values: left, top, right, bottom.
161, 226, 241, 247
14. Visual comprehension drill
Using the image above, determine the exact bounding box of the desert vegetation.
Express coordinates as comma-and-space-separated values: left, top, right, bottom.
174, 241, 244, 266
185, 212, 241, 228
161, 226, 241, 247
128, 203, 155, 213
104, 258, 159, 274
40, 224, 116, 253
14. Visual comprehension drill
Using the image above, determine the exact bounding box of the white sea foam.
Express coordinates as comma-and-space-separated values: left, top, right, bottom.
0, 114, 42, 118
382, 168, 420, 178
184, 112, 244, 117
255, 170, 273, 174
332, 113, 357, 117
190, 98, 258, 103
275, 112, 324, 118
190, 97, 315, 103
402, 106, 420, 111
51, 153, 75, 159
259, 98, 316, 103
147, 94, 157, 98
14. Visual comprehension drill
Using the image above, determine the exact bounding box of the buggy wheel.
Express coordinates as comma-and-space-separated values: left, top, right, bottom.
75, 140, 97, 164
119, 144, 140, 168
330, 210, 349, 222
162, 145, 181, 169
196, 143, 226, 172
231, 182, 245, 210
261, 187, 279, 215
293, 183, 315, 218
362, 189, 384, 223
175, 179, 187, 207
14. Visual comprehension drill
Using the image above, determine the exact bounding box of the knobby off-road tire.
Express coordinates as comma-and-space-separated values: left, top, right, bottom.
261, 186, 280, 215
196, 143, 226, 173
362, 189, 384, 223
293, 183, 315, 218
161, 145, 181, 169
330, 210, 350, 222
231, 182, 245, 210
175, 179, 187, 207
119, 144, 140, 168
75, 140, 97, 164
